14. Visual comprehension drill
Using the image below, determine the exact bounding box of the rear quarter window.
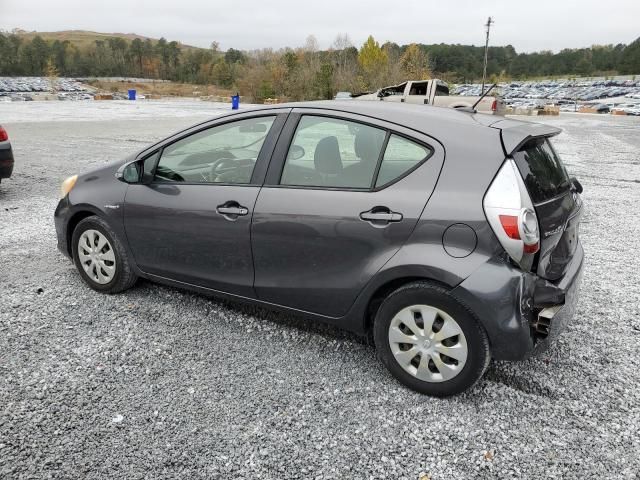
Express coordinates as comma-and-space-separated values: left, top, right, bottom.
375, 135, 432, 188
513, 138, 570, 204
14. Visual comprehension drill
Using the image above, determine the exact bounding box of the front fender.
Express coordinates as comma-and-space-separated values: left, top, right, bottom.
54, 167, 142, 276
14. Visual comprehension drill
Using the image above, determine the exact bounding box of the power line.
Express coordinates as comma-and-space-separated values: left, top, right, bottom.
481, 16, 494, 95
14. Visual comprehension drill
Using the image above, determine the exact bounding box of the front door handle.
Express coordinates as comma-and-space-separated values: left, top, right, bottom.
217, 206, 248, 215
360, 207, 403, 225
217, 201, 249, 220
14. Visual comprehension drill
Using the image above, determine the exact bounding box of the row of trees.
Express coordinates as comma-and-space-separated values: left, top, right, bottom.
1, 31, 639, 102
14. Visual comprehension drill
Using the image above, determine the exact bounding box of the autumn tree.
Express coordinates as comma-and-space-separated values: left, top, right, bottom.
401, 43, 432, 79
358, 35, 388, 89
45, 58, 59, 92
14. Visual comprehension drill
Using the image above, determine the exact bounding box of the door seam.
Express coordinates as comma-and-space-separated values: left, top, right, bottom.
249, 109, 294, 297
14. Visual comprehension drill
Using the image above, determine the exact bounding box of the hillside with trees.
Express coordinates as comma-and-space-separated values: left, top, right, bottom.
1, 29, 639, 102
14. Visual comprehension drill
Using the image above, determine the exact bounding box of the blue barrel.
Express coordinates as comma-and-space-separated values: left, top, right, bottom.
128, 89, 136, 101
231, 94, 240, 110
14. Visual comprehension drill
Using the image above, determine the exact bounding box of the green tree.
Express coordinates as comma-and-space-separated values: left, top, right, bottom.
167, 41, 181, 77
211, 58, 233, 87
0, 34, 23, 74
156, 37, 170, 77
225, 48, 246, 65
23, 35, 49, 74
620, 37, 640, 74
129, 38, 144, 75
108, 37, 128, 75
50, 40, 70, 75
315, 62, 334, 99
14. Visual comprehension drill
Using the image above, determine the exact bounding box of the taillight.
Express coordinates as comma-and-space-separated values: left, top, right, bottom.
0, 126, 8, 142
491, 99, 497, 112
484, 159, 540, 266
498, 215, 520, 239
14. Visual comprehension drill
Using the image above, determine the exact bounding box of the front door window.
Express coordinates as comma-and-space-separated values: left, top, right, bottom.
154, 116, 276, 184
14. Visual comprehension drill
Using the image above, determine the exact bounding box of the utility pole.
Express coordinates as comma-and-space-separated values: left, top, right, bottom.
481, 16, 494, 95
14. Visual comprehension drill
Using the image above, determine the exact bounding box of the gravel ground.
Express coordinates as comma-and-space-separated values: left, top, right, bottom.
1, 102, 639, 479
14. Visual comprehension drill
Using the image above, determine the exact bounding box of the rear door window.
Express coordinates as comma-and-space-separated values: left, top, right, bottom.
280, 116, 386, 189
513, 138, 570, 203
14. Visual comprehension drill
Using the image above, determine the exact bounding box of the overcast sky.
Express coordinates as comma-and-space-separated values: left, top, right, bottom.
1, 0, 638, 52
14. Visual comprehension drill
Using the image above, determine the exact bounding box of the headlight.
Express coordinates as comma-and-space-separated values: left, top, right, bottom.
60, 175, 78, 198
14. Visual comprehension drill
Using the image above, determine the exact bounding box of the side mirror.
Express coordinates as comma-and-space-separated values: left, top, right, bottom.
570, 177, 583, 194
116, 161, 141, 184
115, 153, 158, 184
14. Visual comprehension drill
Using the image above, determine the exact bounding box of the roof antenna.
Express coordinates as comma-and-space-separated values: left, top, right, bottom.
456, 83, 497, 114
472, 83, 497, 110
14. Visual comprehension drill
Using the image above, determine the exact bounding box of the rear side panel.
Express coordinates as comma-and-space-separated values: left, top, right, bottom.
358, 123, 507, 292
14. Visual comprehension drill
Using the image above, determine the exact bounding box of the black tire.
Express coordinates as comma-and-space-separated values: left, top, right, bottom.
373, 281, 490, 396
71, 215, 137, 293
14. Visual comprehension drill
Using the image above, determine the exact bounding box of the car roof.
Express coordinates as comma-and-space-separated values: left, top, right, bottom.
246, 101, 562, 150
192, 101, 561, 157
251, 100, 503, 131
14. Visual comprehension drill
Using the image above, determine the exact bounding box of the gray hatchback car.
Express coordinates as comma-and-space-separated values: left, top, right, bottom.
54, 102, 584, 396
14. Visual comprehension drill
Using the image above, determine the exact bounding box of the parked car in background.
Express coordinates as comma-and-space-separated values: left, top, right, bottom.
612, 103, 640, 115
456, 79, 640, 103
0, 76, 89, 94
0, 125, 14, 184
54, 101, 584, 396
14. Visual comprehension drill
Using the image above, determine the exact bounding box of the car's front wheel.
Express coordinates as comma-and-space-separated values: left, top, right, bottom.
71, 216, 137, 293
374, 282, 490, 396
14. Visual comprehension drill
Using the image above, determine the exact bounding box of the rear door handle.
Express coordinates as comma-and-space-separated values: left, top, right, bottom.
360, 208, 403, 225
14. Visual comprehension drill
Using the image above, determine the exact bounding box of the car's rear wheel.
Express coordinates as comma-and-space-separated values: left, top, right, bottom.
71, 216, 137, 293
373, 282, 490, 396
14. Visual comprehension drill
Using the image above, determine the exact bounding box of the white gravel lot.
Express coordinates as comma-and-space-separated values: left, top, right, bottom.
1, 102, 639, 479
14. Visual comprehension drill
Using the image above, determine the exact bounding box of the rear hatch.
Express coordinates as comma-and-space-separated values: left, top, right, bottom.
512, 137, 581, 280
495, 120, 582, 281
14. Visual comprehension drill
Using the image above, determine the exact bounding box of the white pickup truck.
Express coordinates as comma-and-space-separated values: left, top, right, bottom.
353, 79, 505, 114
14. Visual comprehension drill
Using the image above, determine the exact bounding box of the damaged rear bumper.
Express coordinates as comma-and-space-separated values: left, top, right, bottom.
451, 242, 584, 361
530, 245, 584, 355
